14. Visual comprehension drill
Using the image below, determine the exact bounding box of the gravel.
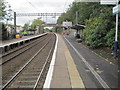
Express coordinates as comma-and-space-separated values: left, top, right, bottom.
2, 33, 54, 87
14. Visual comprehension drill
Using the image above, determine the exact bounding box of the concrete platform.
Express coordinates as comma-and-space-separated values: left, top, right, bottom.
44, 34, 85, 89
0, 35, 34, 45
0, 33, 47, 47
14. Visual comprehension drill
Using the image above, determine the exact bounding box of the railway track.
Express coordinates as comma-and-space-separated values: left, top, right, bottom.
1, 34, 47, 65
2, 35, 55, 89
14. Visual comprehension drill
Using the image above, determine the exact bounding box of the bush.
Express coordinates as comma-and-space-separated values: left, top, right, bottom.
84, 7, 116, 49
84, 17, 106, 48
104, 28, 115, 48
2, 23, 8, 40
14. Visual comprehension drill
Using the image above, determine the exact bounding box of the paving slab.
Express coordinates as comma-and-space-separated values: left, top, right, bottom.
50, 35, 71, 88
50, 34, 85, 88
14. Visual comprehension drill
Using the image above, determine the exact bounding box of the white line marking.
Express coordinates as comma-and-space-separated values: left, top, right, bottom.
64, 36, 111, 89
43, 33, 58, 89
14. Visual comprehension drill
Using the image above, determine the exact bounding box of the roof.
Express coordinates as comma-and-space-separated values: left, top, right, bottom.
71, 24, 86, 30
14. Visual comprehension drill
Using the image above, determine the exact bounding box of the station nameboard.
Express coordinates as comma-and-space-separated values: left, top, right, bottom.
100, 0, 116, 5
62, 21, 72, 27
113, 5, 120, 14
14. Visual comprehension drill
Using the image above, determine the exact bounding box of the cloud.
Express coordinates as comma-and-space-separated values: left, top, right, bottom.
6, 0, 74, 26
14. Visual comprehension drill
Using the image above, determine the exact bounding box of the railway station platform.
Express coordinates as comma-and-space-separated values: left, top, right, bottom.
0, 33, 46, 46
44, 34, 85, 88
0, 35, 33, 45
0, 33, 47, 53
44, 33, 118, 89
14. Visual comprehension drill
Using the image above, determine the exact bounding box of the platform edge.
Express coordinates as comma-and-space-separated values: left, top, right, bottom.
43, 33, 58, 89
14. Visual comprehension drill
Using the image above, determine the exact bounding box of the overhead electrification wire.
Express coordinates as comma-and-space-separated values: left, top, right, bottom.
26, 0, 38, 12
63, 0, 69, 13
19, 1, 32, 22
25, 0, 42, 22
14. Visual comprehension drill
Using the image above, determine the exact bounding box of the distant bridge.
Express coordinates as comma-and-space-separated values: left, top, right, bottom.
41, 24, 62, 27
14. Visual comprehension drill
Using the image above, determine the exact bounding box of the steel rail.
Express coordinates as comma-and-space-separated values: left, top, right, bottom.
1, 37, 52, 90
33, 34, 55, 90
0, 37, 48, 65
0, 35, 47, 58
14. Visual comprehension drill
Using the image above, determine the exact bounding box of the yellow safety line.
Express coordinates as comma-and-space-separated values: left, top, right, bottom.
61, 36, 85, 88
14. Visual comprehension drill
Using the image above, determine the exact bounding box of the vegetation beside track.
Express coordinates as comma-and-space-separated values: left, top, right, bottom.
57, 2, 120, 49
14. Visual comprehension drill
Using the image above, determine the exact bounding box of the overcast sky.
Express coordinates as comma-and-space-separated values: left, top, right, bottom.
5, 0, 74, 26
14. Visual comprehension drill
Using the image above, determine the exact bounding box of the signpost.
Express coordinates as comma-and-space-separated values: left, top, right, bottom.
62, 21, 72, 28
101, 0, 119, 57
113, 0, 119, 57
113, 5, 120, 14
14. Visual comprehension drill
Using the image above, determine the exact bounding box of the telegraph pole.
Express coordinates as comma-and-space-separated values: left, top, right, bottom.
76, 11, 78, 24
76, 11, 79, 35
14, 12, 16, 36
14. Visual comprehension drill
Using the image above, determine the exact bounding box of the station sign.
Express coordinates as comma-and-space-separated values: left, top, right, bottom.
113, 5, 120, 14
62, 21, 72, 28
100, 0, 117, 5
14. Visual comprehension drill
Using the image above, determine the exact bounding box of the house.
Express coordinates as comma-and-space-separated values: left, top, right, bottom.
6, 24, 23, 34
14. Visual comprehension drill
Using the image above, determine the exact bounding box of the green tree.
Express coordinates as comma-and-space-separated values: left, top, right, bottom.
30, 19, 44, 29
1, 23, 7, 40
57, 2, 101, 24
0, 0, 6, 20
84, 6, 117, 48
57, 2, 119, 49
23, 23, 29, 30
0, 0, 7, 40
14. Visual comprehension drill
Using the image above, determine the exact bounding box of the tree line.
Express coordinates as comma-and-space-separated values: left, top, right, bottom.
0, 0, 45, 39
0, 0, 7, 40
57, 2, 120, 49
